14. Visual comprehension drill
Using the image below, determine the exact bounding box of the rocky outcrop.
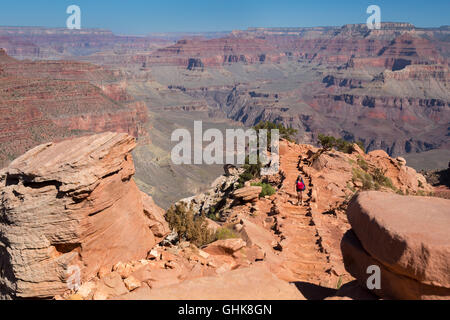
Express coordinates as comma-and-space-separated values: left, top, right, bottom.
342, 191, 450, 300
0, 132, 164, 299
383, 64, 450, 82
141, 192, 171, 242
174, 166, 244, 222
232, 186, 262, 202
118, 264, 305, 300
204, 239, 247, 255
160, 140, 439, 298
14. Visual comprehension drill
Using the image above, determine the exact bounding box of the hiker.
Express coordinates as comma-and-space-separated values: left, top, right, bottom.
295, 175, 306, 206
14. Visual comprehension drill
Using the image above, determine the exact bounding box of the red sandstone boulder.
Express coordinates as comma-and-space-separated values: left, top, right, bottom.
343, 191, 450, 299
203, 239, 247, 256
232, 186, 262, 202
141, 191, 170, 241
93, 272, 129, 300
0, 132, 158, 299
347, 191, 450, 287
342, 230, 450, 300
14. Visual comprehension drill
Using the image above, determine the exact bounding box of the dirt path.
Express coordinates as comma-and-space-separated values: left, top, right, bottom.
270, 144, 333, 287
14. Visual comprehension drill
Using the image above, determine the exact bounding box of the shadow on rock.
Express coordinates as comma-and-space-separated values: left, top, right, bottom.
292, 281, 337, 300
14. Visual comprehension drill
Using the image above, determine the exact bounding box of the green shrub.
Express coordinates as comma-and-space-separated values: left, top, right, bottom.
237, 156, 263, 188
372, 168, 395, 190
216, 227, 240, 240
165, 203, 216, 247
352, 168, 375, 190
346, 182, 356, 193
318, 134, 337, 151
318, 134, 365, 154
336, 138, 355, 154
243, 162, 262, 178
353, 166, 396, 191
237, 122, 296, 186
251, 182, 276, 198
207, 207, 219, 221
238, 169, 256, 189
357, 156, 369, 171
356, 141, 365, 151
416, 190, 426, 197
362, 176, 375, 190
336, 276, 343, 290
254, 121, 298, 143
207, 213, 219, 221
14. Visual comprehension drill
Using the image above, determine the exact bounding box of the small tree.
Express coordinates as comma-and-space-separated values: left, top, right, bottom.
253, 121, 298, 144
165, 203, 216, 247
318, 134, 365, 154
236, 121, 298, 188
318, 134, 337, 151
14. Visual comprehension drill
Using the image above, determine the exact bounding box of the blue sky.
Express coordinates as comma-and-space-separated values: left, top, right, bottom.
0, 0, 448, 34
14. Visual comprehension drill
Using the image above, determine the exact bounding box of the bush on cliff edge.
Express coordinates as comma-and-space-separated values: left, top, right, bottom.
318, 134, 365, 154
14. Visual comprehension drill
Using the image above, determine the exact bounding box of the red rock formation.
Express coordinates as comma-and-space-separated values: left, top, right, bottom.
119, 264, 305, 300
0, 132, 165, 299
141, 191, 171, 242
343, 191, 450, 300
377, 33, 444, 69
144, 37, 282, 68
383, 64, 450, 82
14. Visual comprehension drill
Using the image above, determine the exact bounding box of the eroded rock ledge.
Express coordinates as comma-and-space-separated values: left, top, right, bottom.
0, 132, 168, 299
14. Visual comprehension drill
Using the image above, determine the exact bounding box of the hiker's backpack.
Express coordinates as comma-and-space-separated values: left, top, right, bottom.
297, 180, 306, 191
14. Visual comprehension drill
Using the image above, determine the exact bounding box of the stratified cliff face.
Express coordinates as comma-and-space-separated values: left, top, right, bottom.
0, 27, 172, 60
133, 23, 448, 69
0, 23, 449, 204
142, 37, 282, 68
0, 49, 148, 168
1, 24, 449, 160
133, 24, 448, 157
